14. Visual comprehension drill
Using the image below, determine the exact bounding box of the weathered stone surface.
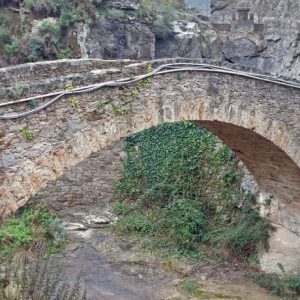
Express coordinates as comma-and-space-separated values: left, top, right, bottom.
1, 0, 300, 83
87, 19, 156, 60
212, 0, 300, 79
1, 58, 300, 273
259, 224, 300, 274
57, 225, 275, 300
184, 0, 211, 15
156, 20, 220, 60
28, 141, 125, 217
223, 37, 258, 63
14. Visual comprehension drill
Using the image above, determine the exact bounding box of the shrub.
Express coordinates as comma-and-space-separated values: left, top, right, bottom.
139, 0, 157, 17
25, 35, 44, 62
70, 97, 80, 109
39, 19, 59, 35
4, 38, 20, 57
104, 8, 125, 20
0, 207, 66, 259
251, 264, 300, 299
53, 0, 68, 6
139, 0, 176, 39
152, 4, 175, 39
0, 13, 11, 43
20, 128, 34, 141
0, 256, 86, 300
9, 85, 24, 100
114, 122, 271, 259
152, 17, 174, 39
208, 208, 271, 257
59, 11, 79, 28
58, 48, 71, 59
27, 99, 38, 108
111, 103, 131, 115
23, 0, 59, 16
0, 27, 11, 44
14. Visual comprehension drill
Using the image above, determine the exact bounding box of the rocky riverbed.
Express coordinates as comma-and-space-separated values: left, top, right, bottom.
54, 203, 278, 300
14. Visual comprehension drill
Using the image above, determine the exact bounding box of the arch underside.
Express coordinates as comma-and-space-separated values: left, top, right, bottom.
196, 120, 300, 206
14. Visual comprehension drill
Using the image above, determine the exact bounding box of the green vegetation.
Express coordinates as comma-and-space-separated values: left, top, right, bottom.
70, 97, 80, 109
181, 280, 237, 299
182, 280, 199, 295
95, 0, 182, 39
0, 0, 194, 64
0, 256, 86, 300
39, 19, 59, 35
0, 207, 66, 260
0, 0, 83, 64
0, 16, 10, 44
103, 7, 125, 20
114, 122, 271, 260
23, 0, 59, 15
139, 0, 178, 39
25, 35, 44, 62
250, 263, 300, 299
65, 82, 74, 91
27, 99, 38, 109
4, 38, 20, 57
20, 128, 34, 141
58, 48, 71, 59
59, 11, 79, 28
97, 98, 105, 110
9, 85, 24, 100
111, 102, 130, 116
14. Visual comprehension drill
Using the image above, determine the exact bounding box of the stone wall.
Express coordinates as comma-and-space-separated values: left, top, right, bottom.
28, 141, 125, 221
1, 58, 300, 273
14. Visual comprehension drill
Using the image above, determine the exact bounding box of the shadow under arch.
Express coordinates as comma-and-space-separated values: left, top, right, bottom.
195, 120, 300, 206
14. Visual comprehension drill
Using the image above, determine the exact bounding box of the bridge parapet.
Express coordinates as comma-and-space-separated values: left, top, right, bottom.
1, 57, 288, 106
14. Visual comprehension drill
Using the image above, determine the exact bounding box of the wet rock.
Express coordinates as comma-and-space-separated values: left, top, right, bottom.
83, 212, 118, 228
62, 222, 87, 231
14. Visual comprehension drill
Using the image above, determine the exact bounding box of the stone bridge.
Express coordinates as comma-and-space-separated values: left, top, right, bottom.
1, 58, 300, 272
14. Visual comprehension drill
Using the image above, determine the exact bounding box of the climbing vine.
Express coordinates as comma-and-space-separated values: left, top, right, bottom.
114, 122, 271, 260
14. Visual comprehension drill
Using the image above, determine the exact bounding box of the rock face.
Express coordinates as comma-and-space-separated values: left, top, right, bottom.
83, 17, 220, 61
211, 0, 300, 80
184, 0, 211, 15
86, 19, 156, 60
155, 20, 220, 59
2, 0, 299, 81
0, 1, 221, 67
222, 37, 258, 64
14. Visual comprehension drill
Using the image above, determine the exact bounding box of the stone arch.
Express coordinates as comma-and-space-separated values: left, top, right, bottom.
1, 59, 300, 218
1, 59, 300, 273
